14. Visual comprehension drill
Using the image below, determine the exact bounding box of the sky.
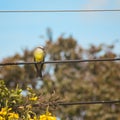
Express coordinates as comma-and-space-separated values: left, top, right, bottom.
0, 0, 120, 60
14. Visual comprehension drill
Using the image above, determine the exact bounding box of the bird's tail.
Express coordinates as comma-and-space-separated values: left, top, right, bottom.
35, 63, 43, 78
39, 63, 44, 78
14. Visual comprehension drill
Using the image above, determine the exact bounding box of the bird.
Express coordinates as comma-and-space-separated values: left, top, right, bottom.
33, 46, 45, 78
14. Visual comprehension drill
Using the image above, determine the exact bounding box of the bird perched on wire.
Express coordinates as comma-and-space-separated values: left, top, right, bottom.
33, 46, 45, 78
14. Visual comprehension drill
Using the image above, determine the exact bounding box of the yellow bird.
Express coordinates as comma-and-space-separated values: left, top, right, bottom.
33, 46, 45, 78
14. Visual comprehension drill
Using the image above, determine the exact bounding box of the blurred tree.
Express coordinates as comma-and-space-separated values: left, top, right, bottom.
0, 35, 120, 119
43, 37, 120, 120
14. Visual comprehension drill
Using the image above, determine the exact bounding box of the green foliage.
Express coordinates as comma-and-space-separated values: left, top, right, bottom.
0, 80, 22, 109
0, 80, 58, 119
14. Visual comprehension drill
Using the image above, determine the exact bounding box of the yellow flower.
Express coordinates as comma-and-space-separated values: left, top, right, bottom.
0, 107, 19, 120
40, 112, 56, 120
8, 112, 19, 120
0, 107, 11, 116
29, 96, 38, 101
0, 116, 5, 120
0, 108, 7, 116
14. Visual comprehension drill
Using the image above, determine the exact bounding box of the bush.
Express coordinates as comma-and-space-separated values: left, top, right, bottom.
0, 80, 57, 120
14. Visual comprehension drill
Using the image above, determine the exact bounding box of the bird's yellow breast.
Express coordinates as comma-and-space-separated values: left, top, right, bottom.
34, 48, 45, 62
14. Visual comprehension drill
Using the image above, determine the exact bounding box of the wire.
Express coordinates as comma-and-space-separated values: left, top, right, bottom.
0, 9, 120, 13
58, 100, 120, 106
44, 58, 120, 64
0, 58, 120, 66
32, 100, 120, 107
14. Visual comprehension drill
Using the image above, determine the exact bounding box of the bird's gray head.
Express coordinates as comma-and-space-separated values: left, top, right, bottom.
37, 46, 44, 50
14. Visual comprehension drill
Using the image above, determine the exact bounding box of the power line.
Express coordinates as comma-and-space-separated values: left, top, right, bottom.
58, 100, 120, 106
44, 58, 120, 64
0, 9, 120, 13
0, 58, 120, 66
32, 100, 120, 107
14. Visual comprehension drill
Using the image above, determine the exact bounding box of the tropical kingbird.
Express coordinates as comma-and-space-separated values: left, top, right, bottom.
33, 46, 45, 78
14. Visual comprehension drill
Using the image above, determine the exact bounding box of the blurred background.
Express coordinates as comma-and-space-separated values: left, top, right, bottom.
0, 0, 120, 119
